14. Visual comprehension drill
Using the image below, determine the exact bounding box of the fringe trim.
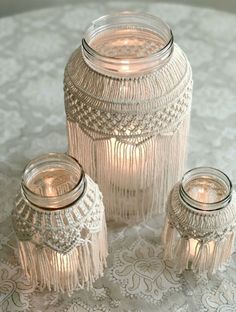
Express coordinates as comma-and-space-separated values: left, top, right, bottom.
174, 237, 190, 273
162, 217, 176, 260
209, 231, 235, 275
18, 215, 108, 294
192, 242, 210, 274
67, 116, 190, 223
162, 217, 236, 274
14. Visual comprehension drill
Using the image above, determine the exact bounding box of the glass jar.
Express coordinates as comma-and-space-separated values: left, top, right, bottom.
162, 167, 236, 274
12, 153, 108, 293
64, 12, 193, 222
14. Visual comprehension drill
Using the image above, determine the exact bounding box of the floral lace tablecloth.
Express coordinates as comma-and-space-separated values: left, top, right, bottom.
1, 2, 236, 311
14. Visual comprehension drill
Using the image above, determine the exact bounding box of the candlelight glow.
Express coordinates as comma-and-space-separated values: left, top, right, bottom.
189, 238, 215, 259
119, 64, 130, 72
44, 177, 56, 196
66, 12, 192, 221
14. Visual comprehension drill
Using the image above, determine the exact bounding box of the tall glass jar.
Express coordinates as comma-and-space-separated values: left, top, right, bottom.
12, 153, 107, 293
64, 12, 193, 222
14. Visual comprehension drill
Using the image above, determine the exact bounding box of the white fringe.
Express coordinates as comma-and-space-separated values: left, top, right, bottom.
18, 216, 108, 295
162, 228, 236, 274
162, 186, 236, 274
209, 231, 235, 275
67, 117, 190, 223
162, 217, 176, 260
174, 237, 190, 273
192, 242, 210, 274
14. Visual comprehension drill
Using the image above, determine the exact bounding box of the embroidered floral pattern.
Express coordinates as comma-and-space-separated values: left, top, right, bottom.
110, 239, 182, 304
0, 262, 33, 312
66, 302, 107, 312
201, 280, 236, 312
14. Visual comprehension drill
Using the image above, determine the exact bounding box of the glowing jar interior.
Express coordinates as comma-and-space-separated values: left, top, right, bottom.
65, 12, 191, 222
180, 167, 232, 262
22, 153, 84, 209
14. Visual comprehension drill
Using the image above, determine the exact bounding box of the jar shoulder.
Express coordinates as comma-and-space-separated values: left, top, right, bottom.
64, 44, 192, 103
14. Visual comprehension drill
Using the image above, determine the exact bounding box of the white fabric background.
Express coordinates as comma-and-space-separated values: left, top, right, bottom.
0, 2, 236, 311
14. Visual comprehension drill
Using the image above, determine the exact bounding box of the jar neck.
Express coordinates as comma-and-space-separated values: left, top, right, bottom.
21, 153, 85, 210
179, 167, 232, 212
81, 12, 174, 78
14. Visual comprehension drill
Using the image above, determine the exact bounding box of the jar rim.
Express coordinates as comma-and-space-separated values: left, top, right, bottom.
179, 167, 232, 212
21, 153, 85, 210
82, 11, 174, 77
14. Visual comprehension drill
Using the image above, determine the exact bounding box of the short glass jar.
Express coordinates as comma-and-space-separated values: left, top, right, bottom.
12, 153, 108, 294
64, 12, 193, 222
162, 167, 236, 274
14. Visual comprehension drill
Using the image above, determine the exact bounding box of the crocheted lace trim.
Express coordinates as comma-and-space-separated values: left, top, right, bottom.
12, 175, 104, 254
64, 44, 192, 138
167, 183, 236, 242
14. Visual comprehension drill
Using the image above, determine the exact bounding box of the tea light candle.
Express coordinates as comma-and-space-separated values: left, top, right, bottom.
162, 167, 236, 274
12, 153, 108, 294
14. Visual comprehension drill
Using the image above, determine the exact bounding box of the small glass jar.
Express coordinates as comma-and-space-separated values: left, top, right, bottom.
64, 12, 193, 222
12, 153, 108, 294
162, 167, 236, 274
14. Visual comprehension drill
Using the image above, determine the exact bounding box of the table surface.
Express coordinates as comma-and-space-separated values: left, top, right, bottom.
0, 2, 236, 312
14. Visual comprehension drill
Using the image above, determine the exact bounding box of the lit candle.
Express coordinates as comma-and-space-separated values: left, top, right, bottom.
97, 30, 157, 217
109, 137, 142, 186
65, 12, 193, 223
25, 166, 80, 205
88, 27, 166, 76
162, 167, 236, 274
44, 176, 56, 196
189, 238, 215, 261
119, 62, 130, 73
183, 174, 229, 207
13, 153, 108, 293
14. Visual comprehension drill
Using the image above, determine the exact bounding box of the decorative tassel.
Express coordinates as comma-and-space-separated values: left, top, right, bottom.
209, 232, 235, 274
161, 216, 170, 245
162, 218, 176, 260
174, 237, 190, 273
192, 242, 210, 274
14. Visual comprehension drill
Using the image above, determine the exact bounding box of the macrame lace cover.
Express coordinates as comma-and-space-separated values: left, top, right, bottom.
64, 44, 193, 222
162, 182, 236, 274
12, 175, 108, 293
64, 44, 192, 139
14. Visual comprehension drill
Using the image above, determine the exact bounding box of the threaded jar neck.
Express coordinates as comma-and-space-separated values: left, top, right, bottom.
82, 12, 174, 78
179, 167, 232, 212
21, 153, 85, 210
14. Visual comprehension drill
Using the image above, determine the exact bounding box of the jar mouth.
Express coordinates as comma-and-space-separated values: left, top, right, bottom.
22, 153, 85, 210
179, 167, 232, 212
82, 12, 174, 77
